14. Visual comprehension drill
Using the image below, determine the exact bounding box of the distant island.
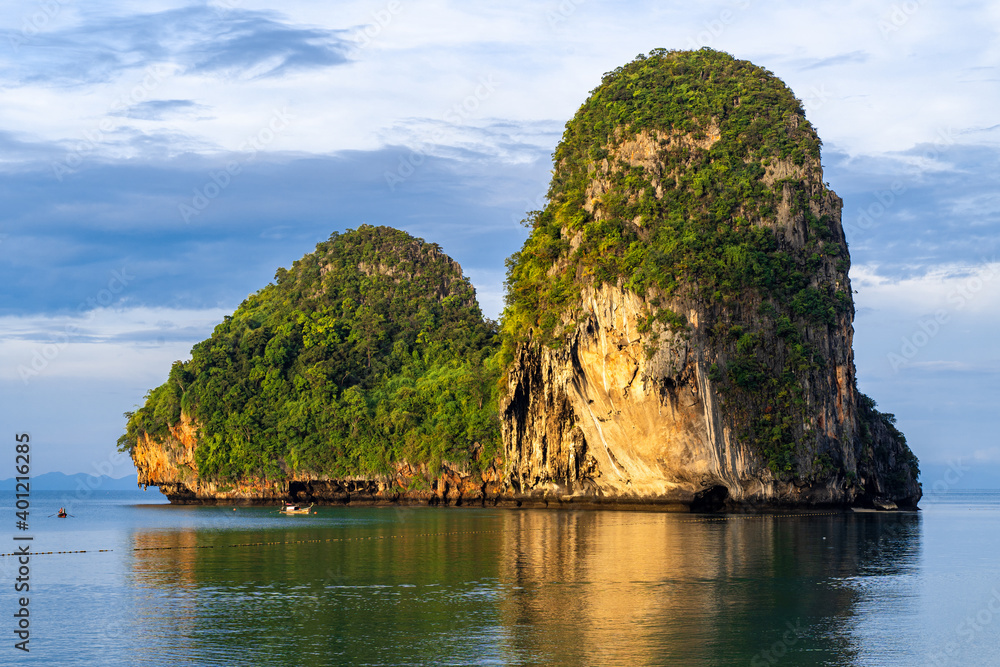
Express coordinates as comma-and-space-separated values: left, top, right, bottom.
119, 48, 920, 511
0, 472, 140, 491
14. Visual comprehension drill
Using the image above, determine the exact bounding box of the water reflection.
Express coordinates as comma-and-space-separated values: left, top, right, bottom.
496, 511, 920, 665
123, 508, 921, 666
127, 530, 200, 664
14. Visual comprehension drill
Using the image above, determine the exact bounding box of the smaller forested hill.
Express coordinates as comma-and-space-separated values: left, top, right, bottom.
119, 225, 500, 482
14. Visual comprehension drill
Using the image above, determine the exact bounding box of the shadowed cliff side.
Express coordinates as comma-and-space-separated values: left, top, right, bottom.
499, 48, 920, 510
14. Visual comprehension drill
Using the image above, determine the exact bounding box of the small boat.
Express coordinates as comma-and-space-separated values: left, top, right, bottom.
280, 503, 313, 515
58, 507, 67, 518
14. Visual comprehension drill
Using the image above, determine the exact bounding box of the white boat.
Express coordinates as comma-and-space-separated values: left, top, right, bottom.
280, 503, 313, 514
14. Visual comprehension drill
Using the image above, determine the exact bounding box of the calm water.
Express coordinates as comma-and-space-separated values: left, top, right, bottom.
2, 490, 999, 665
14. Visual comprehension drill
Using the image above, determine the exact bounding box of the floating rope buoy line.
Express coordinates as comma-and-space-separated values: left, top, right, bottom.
676, 511, 845, 523
0, 549, 113, 556
0, 511, 847, 557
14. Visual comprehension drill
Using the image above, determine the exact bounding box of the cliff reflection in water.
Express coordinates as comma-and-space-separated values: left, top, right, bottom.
497, 510, 921, 665
124, 508, 920, 666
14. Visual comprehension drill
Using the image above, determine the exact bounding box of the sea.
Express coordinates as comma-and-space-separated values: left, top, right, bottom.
2, 489, 998, 666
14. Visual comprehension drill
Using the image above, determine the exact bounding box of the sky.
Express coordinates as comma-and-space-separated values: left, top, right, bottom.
0, 0, 997, 490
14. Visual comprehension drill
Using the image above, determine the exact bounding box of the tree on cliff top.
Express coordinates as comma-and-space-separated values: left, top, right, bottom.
502, 47, 828, 350
119, 225, 501, 481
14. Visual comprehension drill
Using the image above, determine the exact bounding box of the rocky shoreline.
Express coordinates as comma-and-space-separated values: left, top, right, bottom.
146, 478, 916, 512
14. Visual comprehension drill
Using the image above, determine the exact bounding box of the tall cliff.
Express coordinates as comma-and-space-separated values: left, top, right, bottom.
120, 225, 504, 504
499, 48, 920, 510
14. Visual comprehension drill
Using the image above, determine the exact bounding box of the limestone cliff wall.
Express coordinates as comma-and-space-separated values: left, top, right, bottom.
500, 138, 920, 510
499, 282, 905, 508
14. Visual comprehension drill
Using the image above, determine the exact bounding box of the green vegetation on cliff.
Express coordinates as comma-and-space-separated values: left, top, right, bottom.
856, 393, 920, 497
503, 48, 838, 347
119, 226, 500, 481
500, 48, 876, 476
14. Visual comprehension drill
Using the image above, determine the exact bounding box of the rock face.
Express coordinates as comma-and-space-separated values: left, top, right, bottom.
499, 49, 920, 510
500, 283, 916, 509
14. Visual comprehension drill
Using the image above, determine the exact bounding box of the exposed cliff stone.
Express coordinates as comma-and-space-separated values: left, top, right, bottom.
499, 48, 920, 510
500, 281, 918, 509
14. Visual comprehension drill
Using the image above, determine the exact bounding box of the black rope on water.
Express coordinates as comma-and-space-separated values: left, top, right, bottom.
0, 549, 114, 556
0, 512, 846, 557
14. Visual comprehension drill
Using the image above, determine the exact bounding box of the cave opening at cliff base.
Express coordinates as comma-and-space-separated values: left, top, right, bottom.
691, 485, 730, 512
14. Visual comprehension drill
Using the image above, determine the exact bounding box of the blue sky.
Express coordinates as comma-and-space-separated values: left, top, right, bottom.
1, 1, 997, 490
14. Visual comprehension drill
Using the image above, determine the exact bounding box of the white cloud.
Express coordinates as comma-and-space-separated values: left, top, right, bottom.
465, 268, 508, 320
0, 306, 227, 382
851, 261, 1000, 316
974, 447, 1000, 463
1, 1, 997, 162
